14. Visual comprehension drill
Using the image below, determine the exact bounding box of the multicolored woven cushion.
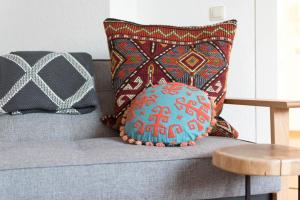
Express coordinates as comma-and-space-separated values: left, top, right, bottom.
102, 19, 236, 128
119, 82, 217, 147
102, 18, 237, 129
209, 116, 239, 139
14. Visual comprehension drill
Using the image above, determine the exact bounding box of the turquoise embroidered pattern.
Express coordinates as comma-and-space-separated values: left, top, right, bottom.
120, 82, 217, 147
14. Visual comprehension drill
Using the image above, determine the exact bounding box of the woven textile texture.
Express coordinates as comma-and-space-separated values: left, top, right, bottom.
102, 18, 237, 129
0, 51, 97, 115
120, 82, 216, 147
209, 116, 239, 138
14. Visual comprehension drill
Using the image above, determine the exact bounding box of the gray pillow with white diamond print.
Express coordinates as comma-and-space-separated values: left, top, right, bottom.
0, 51, 97, 115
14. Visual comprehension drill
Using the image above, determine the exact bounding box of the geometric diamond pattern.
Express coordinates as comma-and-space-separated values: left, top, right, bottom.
0, 52, 95, 114
178, 49, 208, 74
111, 50, 125, 78
102, 18, 237, 129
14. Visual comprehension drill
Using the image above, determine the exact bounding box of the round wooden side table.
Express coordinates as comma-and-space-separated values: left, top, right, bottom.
212, 144, 300, 200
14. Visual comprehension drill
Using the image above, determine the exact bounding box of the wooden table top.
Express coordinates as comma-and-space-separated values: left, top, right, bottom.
212, 144, 300, 176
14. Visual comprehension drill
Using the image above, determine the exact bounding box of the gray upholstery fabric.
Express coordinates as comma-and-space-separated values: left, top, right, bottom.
0, 108, 116, 142
0, 61, 116, 142
0, 137, 280, 200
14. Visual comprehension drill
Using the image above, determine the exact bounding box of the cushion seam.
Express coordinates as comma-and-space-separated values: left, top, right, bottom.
0, 156, 212, 172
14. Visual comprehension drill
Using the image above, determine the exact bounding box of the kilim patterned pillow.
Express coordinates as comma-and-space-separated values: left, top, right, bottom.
120, 82, 217, 147
209, 116, 239, 138
0, 51, 97, 115
102, 18, 237, 129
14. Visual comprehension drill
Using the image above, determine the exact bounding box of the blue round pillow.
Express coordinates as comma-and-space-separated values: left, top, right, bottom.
120, 82, 217, 147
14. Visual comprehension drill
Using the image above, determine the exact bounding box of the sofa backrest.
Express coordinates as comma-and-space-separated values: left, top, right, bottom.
0, 60, 116, 142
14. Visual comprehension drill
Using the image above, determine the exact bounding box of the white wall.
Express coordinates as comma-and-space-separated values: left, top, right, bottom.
255, 0, 279, 143
278, 0, 300, 131
0, 0, 282, 142
0, 0, 110, 58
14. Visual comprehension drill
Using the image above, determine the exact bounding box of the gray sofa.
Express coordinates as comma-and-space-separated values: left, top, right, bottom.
0, 60, 280, 200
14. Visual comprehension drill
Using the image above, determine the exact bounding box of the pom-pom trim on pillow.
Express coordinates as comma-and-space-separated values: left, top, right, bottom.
119, 89, 217, 147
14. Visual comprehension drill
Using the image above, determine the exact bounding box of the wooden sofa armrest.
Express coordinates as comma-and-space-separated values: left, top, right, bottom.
223, 97, 300, 144
224, 98, 300, 200
224, 98, 300, 109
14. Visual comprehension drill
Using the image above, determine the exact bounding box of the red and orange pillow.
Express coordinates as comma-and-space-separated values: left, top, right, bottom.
102, 18, 238, 139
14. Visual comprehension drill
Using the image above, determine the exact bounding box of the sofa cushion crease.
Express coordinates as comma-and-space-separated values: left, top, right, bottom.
0, 136, 247, 170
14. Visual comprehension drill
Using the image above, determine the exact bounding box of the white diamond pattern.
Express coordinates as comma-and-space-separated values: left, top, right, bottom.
0, 52, 94, 114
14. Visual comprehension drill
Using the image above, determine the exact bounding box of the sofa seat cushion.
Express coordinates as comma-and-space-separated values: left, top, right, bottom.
0, 136, 280, 200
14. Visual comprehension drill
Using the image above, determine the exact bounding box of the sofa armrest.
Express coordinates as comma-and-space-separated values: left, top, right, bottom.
224, 98, 300, 109
223, 98, 300, 144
